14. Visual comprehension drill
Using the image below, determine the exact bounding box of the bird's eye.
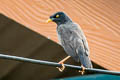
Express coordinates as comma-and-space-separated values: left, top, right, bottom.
56, 15, 59, 18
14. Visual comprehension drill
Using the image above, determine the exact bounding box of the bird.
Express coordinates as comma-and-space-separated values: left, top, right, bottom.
46, 12, 93, 74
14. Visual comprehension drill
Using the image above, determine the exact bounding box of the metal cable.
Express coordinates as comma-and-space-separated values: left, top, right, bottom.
0, 54, 120, 75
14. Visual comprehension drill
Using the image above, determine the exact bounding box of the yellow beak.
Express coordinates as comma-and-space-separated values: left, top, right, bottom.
46, 19, 52, 23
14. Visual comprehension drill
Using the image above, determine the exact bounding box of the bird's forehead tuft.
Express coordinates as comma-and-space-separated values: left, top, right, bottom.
50, 12, 65, 18
56, 12, 65, 14
55, 12, 65, 16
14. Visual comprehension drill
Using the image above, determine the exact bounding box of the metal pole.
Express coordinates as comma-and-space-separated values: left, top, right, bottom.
0, 54, 120, 75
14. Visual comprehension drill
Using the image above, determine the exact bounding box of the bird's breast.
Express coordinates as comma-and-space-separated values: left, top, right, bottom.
57, 26, 74, 45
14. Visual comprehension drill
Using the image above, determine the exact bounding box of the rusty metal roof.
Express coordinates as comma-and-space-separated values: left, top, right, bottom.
0, 0, 120, 71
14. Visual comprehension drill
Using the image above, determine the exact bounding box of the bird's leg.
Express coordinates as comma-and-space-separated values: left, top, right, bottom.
56, 56, 71, 72
58, 56, 71, 64
79, 65, 85, 75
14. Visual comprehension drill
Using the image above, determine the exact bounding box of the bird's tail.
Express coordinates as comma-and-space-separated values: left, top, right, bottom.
80, 54, 93, 68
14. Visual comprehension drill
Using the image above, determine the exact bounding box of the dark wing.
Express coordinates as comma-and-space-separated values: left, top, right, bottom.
72, 23, 89, 55
70, 23, 92, 68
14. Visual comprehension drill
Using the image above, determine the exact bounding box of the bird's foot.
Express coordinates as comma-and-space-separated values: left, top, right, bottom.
79, 65, 85, 75
56, 56, 70, 72
56, 62, 65, 72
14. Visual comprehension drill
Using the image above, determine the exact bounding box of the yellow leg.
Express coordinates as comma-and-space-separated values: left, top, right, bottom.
79, 65, 85, 75
56, 56, 71, 72
58, 56, 71, 64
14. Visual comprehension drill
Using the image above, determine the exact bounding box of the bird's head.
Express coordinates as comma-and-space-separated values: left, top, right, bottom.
46, 12, 72, 25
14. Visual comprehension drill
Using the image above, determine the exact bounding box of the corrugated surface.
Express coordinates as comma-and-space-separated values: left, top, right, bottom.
0, 0, 120, 71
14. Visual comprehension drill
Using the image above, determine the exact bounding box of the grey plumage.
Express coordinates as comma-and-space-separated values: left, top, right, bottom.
49, 12, 92, 68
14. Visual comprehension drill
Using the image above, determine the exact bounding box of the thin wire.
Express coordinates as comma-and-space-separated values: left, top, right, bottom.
0, 54, 120, 75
